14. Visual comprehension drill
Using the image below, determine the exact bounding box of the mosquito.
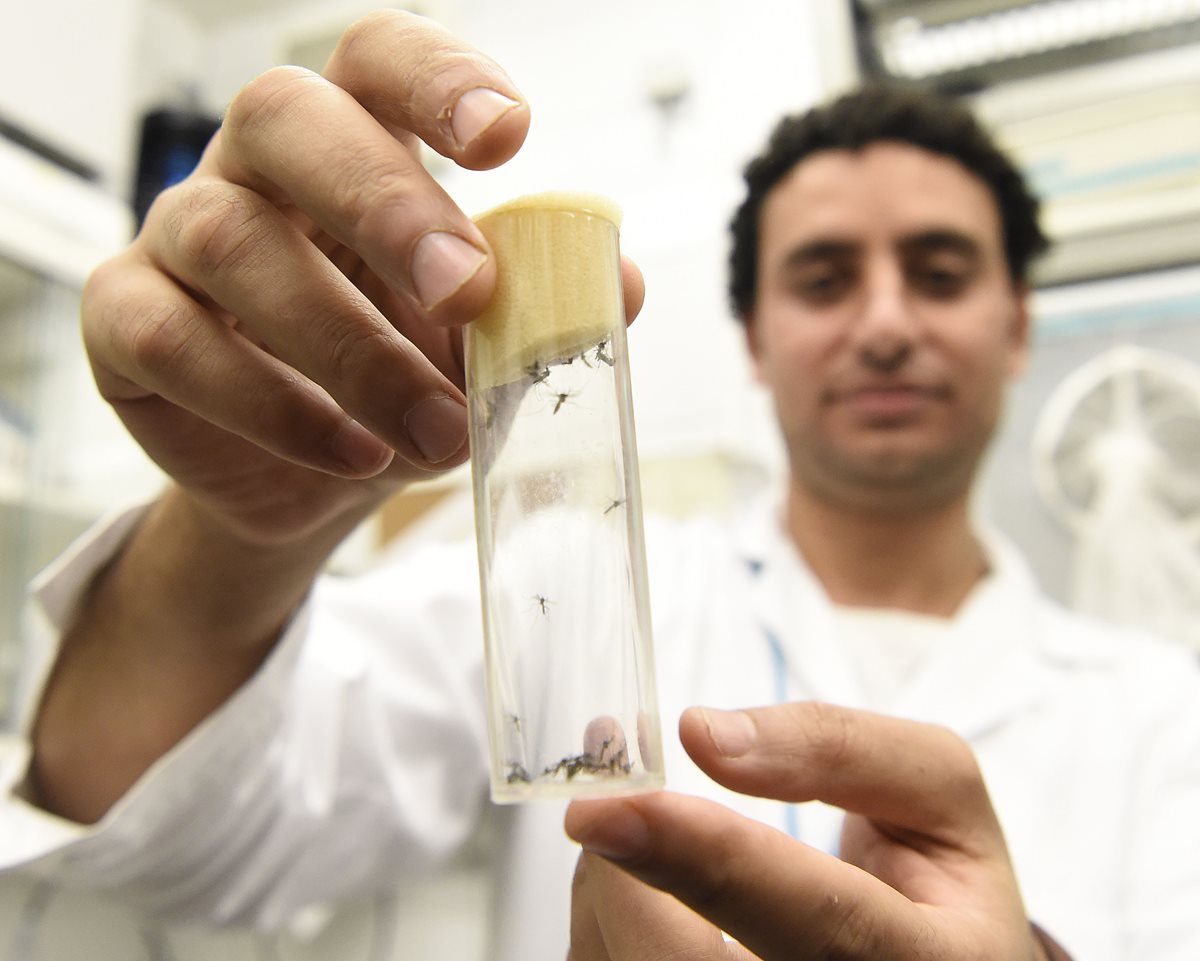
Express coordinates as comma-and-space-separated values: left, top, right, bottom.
552, 390, 575, 415
524, 360, 551, 384
532, 594, 553, 615
602, 497, 626, 515
542, 754, 588, 780
594, 339, 615, 367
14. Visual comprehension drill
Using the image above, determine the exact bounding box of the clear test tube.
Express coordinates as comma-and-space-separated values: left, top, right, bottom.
466, 192, 664, 803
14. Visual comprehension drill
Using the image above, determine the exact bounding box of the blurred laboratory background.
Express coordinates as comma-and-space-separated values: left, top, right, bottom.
0, 0, 1198, 955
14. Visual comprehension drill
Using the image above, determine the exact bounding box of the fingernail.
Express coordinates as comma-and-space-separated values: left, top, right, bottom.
702, 708, 756, 758
410, 230, 487, 311
330, 419, 393, 474
451, 87, 520, 148
571, 801, 650, 863
405, 394, 467, 463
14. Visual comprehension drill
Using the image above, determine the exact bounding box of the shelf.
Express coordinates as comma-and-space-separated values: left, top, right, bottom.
0, 136, 131, 289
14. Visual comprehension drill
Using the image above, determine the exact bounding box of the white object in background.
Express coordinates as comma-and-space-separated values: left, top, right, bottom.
0, 136, 164, 517
1033, 344, 1200, 650
0, 136, 132, 287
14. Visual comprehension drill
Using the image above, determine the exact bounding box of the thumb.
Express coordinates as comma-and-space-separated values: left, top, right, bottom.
680, 702, 1005, 857
569, 852, 751, 961
566, 703, 1032, 961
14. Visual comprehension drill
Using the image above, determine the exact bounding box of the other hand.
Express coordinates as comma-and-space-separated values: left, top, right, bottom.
566, 702, 1052, 960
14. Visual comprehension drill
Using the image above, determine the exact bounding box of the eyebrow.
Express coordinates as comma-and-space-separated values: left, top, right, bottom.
778, 229, 984, 270
898, 229, 983, 262
779, 239, 859, 271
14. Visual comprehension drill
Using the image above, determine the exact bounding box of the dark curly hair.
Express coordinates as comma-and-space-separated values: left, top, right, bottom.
728, 83, 1049, 321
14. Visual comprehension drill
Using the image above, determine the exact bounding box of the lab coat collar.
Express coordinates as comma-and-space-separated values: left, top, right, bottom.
730, 495, 1058, 742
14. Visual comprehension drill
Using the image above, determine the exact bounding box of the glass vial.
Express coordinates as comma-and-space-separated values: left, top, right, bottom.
466, 192, 664, 803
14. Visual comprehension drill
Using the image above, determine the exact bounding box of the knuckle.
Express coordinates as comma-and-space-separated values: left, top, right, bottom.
328, 10, 495, 132
81, 264, 142, 372
326, 314, 395, 383
170, 182, 274, 279
801, 701, 856, 769
145, 181, 197, 256
334, 9, 423, 64
330, 153, 420, 243
238, 365, 305, 427
141, 178, 189, 238
224, 65, 321, 143
819, 895, 879, 961
124, 297, 195, 376
668, 821, 738, 912
125, 298, 203, 384
81, 257, 126, 324
335, 9, 462, 74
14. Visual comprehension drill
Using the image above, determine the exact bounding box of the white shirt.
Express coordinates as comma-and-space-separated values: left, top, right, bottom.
2, 499, 1199, 961
834, 606, 952, 709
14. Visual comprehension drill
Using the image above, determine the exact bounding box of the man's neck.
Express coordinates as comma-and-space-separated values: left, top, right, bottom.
784, 482, 989, 618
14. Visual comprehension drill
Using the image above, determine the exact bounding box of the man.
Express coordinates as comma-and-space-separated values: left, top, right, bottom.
3, 10, 1197, 961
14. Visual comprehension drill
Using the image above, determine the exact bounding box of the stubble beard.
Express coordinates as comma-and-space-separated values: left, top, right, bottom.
785, 426, 990, 516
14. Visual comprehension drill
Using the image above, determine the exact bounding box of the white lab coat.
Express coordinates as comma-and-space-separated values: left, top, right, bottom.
1, 498, 1198, 961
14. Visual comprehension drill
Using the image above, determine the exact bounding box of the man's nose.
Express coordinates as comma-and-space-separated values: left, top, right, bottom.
852, 266, 917, 371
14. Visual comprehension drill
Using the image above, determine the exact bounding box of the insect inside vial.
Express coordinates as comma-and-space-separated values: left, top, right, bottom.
551, 391, 575, 415
593, 338, 615, 367
541, 737, 632, 781
524, 360, 551, 384
603, 497, 626, 515
532, 594, 553, 615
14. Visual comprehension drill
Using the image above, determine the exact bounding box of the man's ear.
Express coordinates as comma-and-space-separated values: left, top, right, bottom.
1007, 286, 1032, 379
742, 312, 767, 383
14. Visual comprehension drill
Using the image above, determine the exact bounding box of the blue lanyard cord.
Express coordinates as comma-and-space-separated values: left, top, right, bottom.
765, 627, 787, 704
764, 626, 800, 841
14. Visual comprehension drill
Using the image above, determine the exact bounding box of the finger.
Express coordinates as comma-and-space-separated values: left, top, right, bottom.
322, 10, 529, 171
569, 852, 746, 961
568, 703, 1030, 960
212, 64, 495, 323
567, 792, 940, 961
569, 854, 611, 961
620, 255, 646, 324
141, 180, 469, 469
82, 257, 397, 478
680, 703, 1004, 856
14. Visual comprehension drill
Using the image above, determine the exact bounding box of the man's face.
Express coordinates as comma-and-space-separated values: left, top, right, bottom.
746, 141, 1031, 512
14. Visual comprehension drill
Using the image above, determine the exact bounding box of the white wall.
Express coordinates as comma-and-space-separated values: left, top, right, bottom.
446, 0, 822, 467
0, 0, 143, 192
185, 0, 845, 472
130, 0, 208, 124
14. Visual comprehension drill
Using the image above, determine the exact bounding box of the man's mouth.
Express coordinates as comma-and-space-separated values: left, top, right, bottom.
830, 384, 948, 420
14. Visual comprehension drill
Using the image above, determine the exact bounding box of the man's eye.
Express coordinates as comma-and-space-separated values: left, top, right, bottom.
794, 270, 849, 302
916, 267, 968, 297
